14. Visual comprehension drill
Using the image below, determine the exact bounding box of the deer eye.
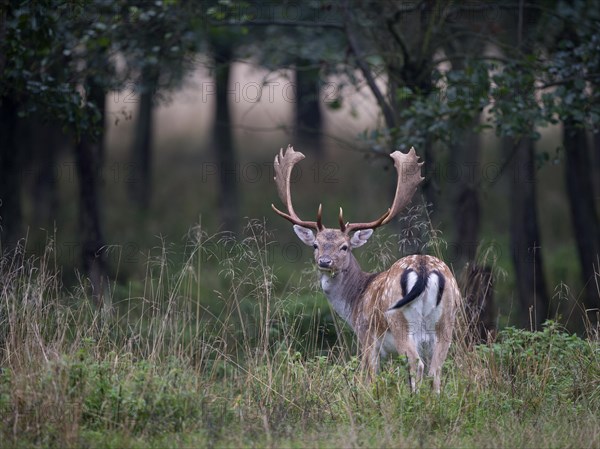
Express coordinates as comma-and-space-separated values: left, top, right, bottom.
313, 243, 318, 249
340, 245, 348, 251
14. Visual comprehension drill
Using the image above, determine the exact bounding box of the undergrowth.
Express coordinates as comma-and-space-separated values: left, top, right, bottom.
0, 222, 598, 448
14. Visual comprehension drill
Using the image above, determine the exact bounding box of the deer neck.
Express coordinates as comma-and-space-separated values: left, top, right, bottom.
319, 253, 374, 328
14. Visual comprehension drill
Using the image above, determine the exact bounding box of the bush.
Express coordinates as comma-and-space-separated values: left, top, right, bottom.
476, 321, 599, 411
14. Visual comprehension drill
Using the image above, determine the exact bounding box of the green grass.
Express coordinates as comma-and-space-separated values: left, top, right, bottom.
1, 224, 599, 449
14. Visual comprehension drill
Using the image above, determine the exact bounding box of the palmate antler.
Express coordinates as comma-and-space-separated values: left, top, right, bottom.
342, 147, 424, 233
271, 145, 324, 230
272, 145, 424, 233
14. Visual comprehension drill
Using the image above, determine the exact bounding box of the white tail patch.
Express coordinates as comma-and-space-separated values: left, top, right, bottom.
400, 271, 444, 365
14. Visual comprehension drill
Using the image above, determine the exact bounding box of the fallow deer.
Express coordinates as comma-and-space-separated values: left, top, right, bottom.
272, 145, 461, 392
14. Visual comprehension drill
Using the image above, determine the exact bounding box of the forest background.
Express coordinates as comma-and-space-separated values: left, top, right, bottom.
0, 1, 599, 447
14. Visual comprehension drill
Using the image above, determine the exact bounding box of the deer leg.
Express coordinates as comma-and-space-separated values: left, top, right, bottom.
429, 323, 453, 394
390, 330, 423, 391
360, 334, 383, 382
429, 340, 448, 394
387, 314, 424, 392
403, 340, 424, 392
429, 320, 453, 394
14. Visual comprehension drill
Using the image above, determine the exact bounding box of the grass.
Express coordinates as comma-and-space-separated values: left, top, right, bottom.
1, 222, 599, 448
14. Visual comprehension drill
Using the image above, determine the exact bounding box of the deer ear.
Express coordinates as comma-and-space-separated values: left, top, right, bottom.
293, 225, 316, 246
350, 229, 373, 248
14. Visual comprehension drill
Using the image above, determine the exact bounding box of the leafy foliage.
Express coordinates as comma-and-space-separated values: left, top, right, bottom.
0, 1, 205, 136
356, 0, 600, 152
541, 1, 600, 129
478, 321, 599, 409
1, 1, 100, 134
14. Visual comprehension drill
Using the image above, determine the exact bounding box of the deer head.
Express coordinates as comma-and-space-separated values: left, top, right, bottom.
271, 145, 424, 276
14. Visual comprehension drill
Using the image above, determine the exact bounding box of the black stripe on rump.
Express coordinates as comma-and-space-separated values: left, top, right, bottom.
400, 268, 412, 297
390, 268, 427, 310
431, 269, 445, 306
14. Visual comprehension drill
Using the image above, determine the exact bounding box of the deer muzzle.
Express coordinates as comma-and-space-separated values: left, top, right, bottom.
318, 257, 333, 269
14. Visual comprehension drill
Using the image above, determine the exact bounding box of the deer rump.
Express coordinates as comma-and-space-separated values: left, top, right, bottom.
391, 267, 445, 310
388, 267, 446, 363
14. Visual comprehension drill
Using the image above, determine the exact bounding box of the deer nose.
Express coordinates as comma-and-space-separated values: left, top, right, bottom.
318, 257, 332, 268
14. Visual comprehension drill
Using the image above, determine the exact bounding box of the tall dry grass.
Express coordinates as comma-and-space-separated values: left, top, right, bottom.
0, 220, 598, 448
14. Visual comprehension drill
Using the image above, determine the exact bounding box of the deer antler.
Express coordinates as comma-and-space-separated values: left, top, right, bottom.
343, 147, 424, 233
272, 146, 423, 233
338, 206, 389, 233
271, 145, 323, 230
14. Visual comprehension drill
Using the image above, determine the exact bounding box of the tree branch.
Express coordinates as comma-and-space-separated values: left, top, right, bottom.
539, 73, 600, 90
233, 123, 365, 154
387, 12, 411, 66
219, 20, 344, 30
342, 6, 396, 130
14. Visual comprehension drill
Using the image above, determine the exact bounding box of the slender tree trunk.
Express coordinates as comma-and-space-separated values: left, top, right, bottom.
74, 79, 109, 309
295, 59, 323, 158
563, 121, 600, 323
452, 122, 493, 339
0, 95, 23, 252
445, 39, 484, 268
31, 118, 61, 227
507, 136, 549, 329
462, 265, 496, 346
130, 67, 158, 211
594, 131, 600, 204
212, 41, 238, 233
421, 138, 437, 219
0, 0, 7, 77
452, 121, 481, 267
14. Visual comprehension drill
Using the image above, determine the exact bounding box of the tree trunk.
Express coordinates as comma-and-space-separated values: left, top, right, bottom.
421, 138, 437, 219
31, 118, 62, 227
295, 59, 323, 158
212, 41, 238, 233
130, 67, 158, 211
452, 122, 481, 267
507, 136, 549, 329
445, 39, 483, 269
74, 79, 109, 309
0, 95, 23, 252
594, 131, 600, 205
563, 121, 600, 323
461, 265, 496, 346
